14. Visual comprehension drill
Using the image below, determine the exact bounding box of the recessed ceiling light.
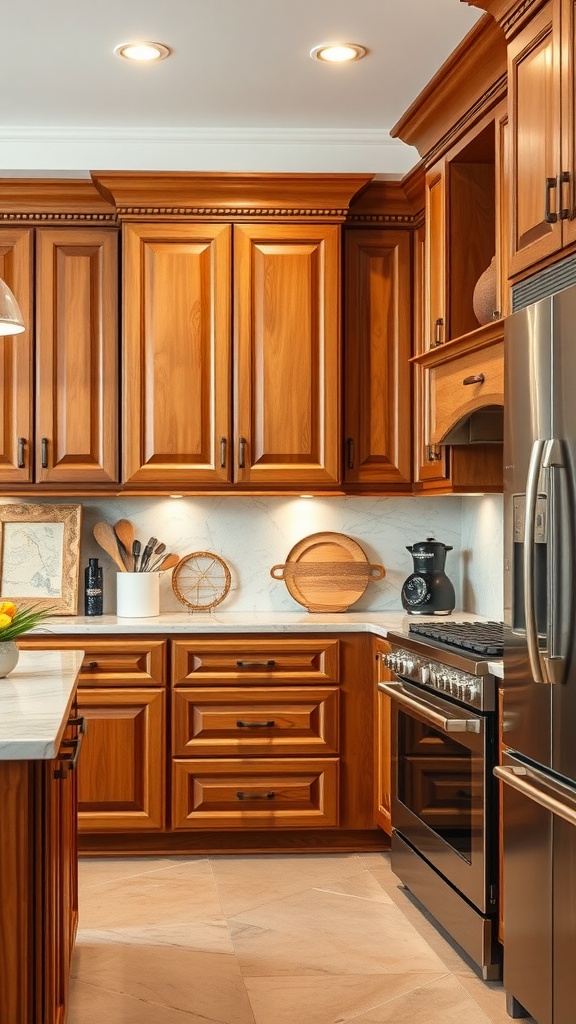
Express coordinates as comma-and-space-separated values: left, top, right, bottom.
115, 41, 171, 63
310, 43, 366, 64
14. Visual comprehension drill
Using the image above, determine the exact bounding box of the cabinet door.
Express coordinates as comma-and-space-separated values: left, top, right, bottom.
0, 228, 34, 484
35, 228, 119, 484
562, 0, 576, 247
425, 162, 448, 349
343, 229, 411, 488
76, 688, 165, 831
234, 223, 341, 486
122, 222, 232, 487
509, 0, 563, 275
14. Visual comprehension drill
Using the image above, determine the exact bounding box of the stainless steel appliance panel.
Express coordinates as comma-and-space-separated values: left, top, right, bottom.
385, 678, 491, 913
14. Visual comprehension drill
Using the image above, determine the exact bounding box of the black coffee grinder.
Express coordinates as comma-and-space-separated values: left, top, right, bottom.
401, 537, 456, 615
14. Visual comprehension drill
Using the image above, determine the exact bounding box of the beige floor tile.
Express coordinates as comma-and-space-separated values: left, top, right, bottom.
78, 855, 210, 890
75, 919, 234, 955
245, 971, 448, 1024
348, 974, 494, 1023
209, 852, 364, 890
229, 885, 447, 976
314, 869, 395, 905
217, 865, 393, 918
68, 978, 233, 1024
70, 943, 255, 1023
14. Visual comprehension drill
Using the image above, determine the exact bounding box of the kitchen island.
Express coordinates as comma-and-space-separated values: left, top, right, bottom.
0, 649, 84, 1024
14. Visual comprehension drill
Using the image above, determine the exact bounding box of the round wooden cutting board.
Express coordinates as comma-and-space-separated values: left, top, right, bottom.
270, 531, 385, 612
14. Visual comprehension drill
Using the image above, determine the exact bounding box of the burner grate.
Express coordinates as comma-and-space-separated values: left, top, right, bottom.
408, 620, 504, 657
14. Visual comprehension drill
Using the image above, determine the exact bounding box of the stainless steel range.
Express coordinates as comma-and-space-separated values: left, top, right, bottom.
379, 621, 502, 981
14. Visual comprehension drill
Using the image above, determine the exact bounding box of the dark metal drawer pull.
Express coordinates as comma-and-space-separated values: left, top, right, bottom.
433, 317, 444, 346
219, 436, 227, 469
67, 715, 87, 734
236, 660, 276, 668
236, 720, 275, 728
346, 437, 354, 470
236, 791, 276, 800
41, 436, 49, 469
462, 373, 485, 386
54, 730, 85, 778
17, 437, 25, 469
545, 175, 558, 223
85, 661, 98, 670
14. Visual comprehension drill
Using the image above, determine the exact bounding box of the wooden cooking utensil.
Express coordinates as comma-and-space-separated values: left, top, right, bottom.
93, 521, 127, 573
114, 519, 136, 569
152, 553, 179, 573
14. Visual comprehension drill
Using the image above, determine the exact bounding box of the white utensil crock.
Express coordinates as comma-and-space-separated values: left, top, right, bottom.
116, 572, 160, 618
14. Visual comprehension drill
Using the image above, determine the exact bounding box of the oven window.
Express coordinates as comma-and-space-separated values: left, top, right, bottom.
397, 709, 483, 864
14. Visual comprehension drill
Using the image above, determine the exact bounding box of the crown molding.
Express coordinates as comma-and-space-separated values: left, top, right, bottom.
91, 171, 375, 222
0, 179, 116, 221
0, 126, 399, 147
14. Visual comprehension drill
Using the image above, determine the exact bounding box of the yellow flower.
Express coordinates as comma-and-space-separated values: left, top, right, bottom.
0, 613, 13, 629
0, 601, 16, 620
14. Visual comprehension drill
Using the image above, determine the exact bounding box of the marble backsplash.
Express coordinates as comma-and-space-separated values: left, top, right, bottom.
0, 494, 504, 618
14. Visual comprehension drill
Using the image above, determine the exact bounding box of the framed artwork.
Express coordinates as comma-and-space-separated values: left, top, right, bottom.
0, 503, 82, 615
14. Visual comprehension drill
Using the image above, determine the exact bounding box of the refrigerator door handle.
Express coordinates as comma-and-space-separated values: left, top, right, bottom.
495, 763, 576, 829
541, 438, 571, 684
524, 439, 546, 683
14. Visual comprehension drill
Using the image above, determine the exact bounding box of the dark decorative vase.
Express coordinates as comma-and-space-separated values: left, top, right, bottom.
472, 256, 498, 326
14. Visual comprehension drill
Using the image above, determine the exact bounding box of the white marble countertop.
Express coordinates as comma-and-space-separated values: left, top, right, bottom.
30, 610, 504, 677
0, 649, 84, 761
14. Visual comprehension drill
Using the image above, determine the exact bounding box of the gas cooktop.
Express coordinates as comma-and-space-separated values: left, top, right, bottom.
407, 620, 504, 657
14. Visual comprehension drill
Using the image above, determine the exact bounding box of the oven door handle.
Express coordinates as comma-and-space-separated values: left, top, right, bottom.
378, 681, 481, 733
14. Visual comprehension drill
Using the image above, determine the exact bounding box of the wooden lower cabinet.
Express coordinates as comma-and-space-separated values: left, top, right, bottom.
172, 757, 339, 829
24, 633, 385, 853
76, 687, 165, 831
0, 724, 79, 1024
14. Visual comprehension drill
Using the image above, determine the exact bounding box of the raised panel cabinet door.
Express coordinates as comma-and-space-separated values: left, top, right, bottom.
234, 223, 341, 486
343, 229, 412, 488
122, 222, 232, 487
509, 0, 563, 275
76, 688, 165, 832
425, 162, 448, 348
35, 227, 119, 484
0, 228, 34, 484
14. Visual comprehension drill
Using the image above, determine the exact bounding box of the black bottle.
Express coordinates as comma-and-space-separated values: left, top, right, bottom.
84, 557, 103, 615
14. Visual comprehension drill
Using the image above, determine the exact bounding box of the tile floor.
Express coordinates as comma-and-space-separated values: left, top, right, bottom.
69, 851, 537, 1024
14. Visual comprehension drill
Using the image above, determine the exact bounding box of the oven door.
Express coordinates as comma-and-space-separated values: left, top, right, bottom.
379, 677, 492, 913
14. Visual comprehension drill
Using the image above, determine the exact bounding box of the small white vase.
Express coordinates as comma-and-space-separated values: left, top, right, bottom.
0, 640, 19, 678
116, 572, 160, 618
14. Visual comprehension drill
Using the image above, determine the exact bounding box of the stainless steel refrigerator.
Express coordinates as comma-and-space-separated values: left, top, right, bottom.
499, 283, 576, 1023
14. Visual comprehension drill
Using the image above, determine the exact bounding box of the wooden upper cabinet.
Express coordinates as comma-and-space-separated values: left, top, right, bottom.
234, 223, 341, 487
0, 225, 118, 486
36, 228, 119, 484
509, 0, 564, 274
343, 228, 412, 488
122, 222, 232, 488
0, 228, 34, 484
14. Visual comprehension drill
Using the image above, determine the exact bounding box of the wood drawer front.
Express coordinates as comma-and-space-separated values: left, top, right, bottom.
428, 341, 503, 445
172, 639, 340, 686
22, 639, 166, 687
76, 688, 165, 832
171, 758, 339, 829
172, 686, 339, 756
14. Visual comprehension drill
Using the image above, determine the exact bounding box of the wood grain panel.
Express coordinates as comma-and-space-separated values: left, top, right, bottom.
375, 640, 393, 836
428, 340, 503, 444
234, 223, 341, 486
171, 638, 340, 686
171, 757, 339, 829
344, 229, 412, 488
0, 228, 34, 484
76, 688, 165, 831
425, 163, 447, 348
35, 227, 119, 484
172, 685, 339, 756
509, 0, 562, 274
122, 222, 232, 486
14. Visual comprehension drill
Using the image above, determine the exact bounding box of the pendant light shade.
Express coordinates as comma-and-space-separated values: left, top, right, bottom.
0, 277, 25, 335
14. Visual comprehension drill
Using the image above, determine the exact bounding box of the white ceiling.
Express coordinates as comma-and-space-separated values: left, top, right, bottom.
1, 0, 482, 175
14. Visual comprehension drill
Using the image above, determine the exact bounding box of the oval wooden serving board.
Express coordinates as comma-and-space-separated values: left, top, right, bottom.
270, 531, 385, 612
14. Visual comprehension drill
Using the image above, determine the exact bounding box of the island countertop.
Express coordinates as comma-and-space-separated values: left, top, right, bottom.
0, 649, 84, 760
